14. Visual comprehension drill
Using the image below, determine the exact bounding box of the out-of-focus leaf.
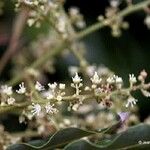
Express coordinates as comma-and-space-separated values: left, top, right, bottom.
7, 121, 120, 150
65, 124, 150, 150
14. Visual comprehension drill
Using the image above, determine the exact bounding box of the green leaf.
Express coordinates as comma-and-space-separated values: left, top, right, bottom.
64, 124, 150, 150
6, 128, 96, 150
7, 121, 120, 150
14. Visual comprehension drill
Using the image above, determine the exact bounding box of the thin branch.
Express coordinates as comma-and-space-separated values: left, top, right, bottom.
0, 6, 30, 75
76, 0, 150, 39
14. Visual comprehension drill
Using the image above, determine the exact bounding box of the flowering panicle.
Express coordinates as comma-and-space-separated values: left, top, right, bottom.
0, 70, 150, 118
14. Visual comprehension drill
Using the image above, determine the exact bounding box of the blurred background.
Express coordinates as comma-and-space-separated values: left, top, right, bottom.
0, 0, 150, 125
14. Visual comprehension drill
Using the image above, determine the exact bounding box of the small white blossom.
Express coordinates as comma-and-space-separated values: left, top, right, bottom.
0, 102, 6, 106
144, 15, 150, 29
115, 76, 123, 83
107, 76, 115, 84
69, 7, 79, 16
27, 18, 35, 27
84, 86, 91, 91
71, 73, 83, 95
1, 85, 13, 95
48, 1, 58, 9
86, 65, 96, 77
126, 97, 138, 108
110, 0, 120, 8
7, 97, 15, 105
56, 95, 62, 101
45, 103, 58, 114
59, 83, 65, 90
68, 66, 79, 76
35, 81, 45, 91
76, 20, 86, 29
72, 103, 79, 111
16, 82, 26, 94
48, 82, 57, 90
46, 93, 54, 100
72, 72, 82, 84
129, 74, 137, 84
57, 16, 66, 33
114, 75, 123, 89
90, 72, 102, 84
63, 118, 71, 126
31, 103, 41, 116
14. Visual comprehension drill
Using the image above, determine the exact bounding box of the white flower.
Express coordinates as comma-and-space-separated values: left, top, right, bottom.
68, 66, 79, 76
24, 0, 33, 5
1, 85, 13, 95
46, 92, 54, 100
72, 72, 82, 84
72, 103, 79, 111
57, 16, 66, 33
56, 95, 62, 101
7, 97, 15, 105
16, 82, 26, 94
144, 15, 150, 29
59, 83, 65, 90
90, 72, 102, 84
129, 74, 137, 84
107, 76, 115, 84
110, 0, 120, 8
69, 7, 79, 16
27, 19, 35, 27
31, 103, 41, 116
84, 86, 91, 91
86, 65, 96, 77
35, 81, 45, 91
45, 103, 58, 114
115, 76, 123, 83
125, 97, 138, 108
76, 20, 86, 29
48, 82, 57, 90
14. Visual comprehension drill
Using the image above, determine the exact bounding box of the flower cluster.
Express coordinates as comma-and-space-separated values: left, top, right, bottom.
68, 7, 86, 29
0, 82, 27, 106
97, 0, 129, 37
1, 70, 150, 120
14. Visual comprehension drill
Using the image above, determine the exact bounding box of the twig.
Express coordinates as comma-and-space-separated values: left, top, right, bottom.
0, 5, 30, 75
75, 0, 150, 39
